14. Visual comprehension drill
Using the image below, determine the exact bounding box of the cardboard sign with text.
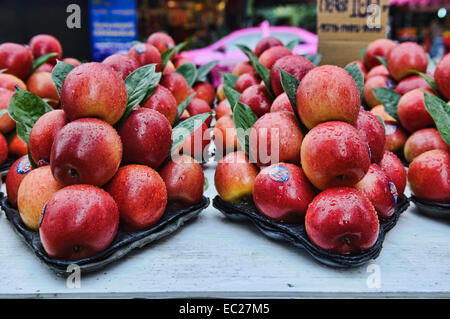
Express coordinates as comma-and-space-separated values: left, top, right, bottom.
317, 0, 390, 66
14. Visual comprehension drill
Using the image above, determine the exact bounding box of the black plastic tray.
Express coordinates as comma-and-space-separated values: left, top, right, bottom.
0, 193, 210, 276
410, 195, 450, 220
213, 195, 410, 268
0, 157, 16, 177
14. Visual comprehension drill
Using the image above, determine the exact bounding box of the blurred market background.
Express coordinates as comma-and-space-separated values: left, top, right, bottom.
0, 0, 449, 61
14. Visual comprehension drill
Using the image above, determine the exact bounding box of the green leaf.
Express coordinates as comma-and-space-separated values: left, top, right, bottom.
30, 53, 57, 75
344, 62, 364, 101
235, 44, 254, 58
301, 53, 322, 66
286, 39, 299, 51
175, 40, 189, 54
279, 68, 301, 120
8, 86, 53, 145
423, 92, 450, 147
376, 56, 388, 68
223, 85, 241, 111
171, 112, 211, 155
373, 87, 401, 120
196, 60, 218, 83
222, 72, 238, 88
161, 47, 175, 71
361, 47, 367, 63
233, 102, 258, 154
175, 92, 196, 124
409, 70, 439, 95
175, 62, 197, 88
27, 144, 37, 169
52, 60, 75, 96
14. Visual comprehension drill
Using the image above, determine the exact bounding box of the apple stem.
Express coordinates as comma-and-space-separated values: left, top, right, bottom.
73, 245, 82, 253
341, 236, 352, 245
68, 168, 79, 179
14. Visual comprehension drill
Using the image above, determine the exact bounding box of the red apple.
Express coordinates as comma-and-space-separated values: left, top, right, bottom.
193, 81, 215, 105
235, 73, 260, 93
379, 150, 407, 195
434, 53, 450, 100
160, 72, 190, 105
177, 122, 211, 163
26, 72, 59, 106
62, 58, 81, 67
232, 61, 255, 76
408, 150, 450, 203
404, 128, 450, 163
363, 75, 389, 108
370, 105, 396, 122
305, 187, 379, 255
40, 185, 119, 260
146, 32, 175, 56
0, 88, 16, 134
128, 43, 162, 71
270, 55, 314, 96
355, 164, 399, 219
0, 43, 33, 80
29, 34, 62, 65
119, 108, 172, 169
270, 92, 292, 113
216, 84, 225, 101
35, 62, 54, 73
367, 64, 389, 79
354, 110, 386, 163
297, 65, 360, 129
213, 114, 239, 156
6, 155, 32, 208
215, 99, 232, 120
106, 165, 167, 231
186, 97, 213, 126
102, 53, 140, 80
301, 121, 371, 190
239, 84, 272, 117
254, 37, 283, 57
387, 42, 428, 81
0, 73, 27, 91
395, 75, 431, 95
8, 134, 28, 158
51, 118, 123, 186
345, 60, 367, 79
159, 155, 204, 208
60, 62, 127, 125
253, 163, 316, 223
384, 121, 408, 154
397, 88, 435, 133
214, 151, 259, 203
0, 132, 7, 165
365, 39, 396, 70
29, 110, 68, 166
258, 46, 291, 69
142, 84, 178, 125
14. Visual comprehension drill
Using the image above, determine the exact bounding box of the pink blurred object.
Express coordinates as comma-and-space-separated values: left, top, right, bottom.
390, 0, 449, 6
180, 21, 318, 87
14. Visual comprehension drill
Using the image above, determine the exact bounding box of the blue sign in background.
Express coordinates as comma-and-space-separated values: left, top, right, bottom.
89, 0, 137, 61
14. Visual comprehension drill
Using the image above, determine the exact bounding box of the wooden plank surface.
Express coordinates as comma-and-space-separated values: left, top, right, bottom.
0, 162, 448, 298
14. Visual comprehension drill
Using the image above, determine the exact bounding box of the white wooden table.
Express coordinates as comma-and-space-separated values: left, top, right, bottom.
0, 162, 448, 298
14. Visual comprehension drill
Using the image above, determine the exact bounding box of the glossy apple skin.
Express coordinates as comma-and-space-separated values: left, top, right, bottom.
254, 37, 283, 57
8, 134, 28, 158
0, 132, 7, 165
253, 163, 316, 223
370, 105, 396, 122
0, 88, 16, 134
128, 43, 162, 71
6, 156, 32, 208
40, 185, 119, 260
62, 58, 81, 67
159, 155, 204, 208
0, 43, 33, 79
60, 62, 127, 125
215, 99, 232, 120
213, 114, 238, 156
193, 81, 215, 105
0, 73, 27, 91
364, 39, 396, 69
301, 121, 371, 190
387, 42, 428, 81
363, 75, 389, 108
146, 32, 175, 56
408, 150, 450, 203
29, 110, 68, 166
120, 108, 172, 169
232, 61, 255, 76
216, 84, 225, 101
397, 88, 434, 133
173, 56, 192, 69
214, 151, 259, 203
29, 34, 62, 65
235, 73, 260, 93
27, 72, 59, 105
17, 166, 64, 231
178, 122, 211, 162
102, 53, 139, 80
404, 128, 450, 163
434, 53, 450, 100
270, 92, 292, 113
258, 46, 291, 69
160, 72, 190, 105
379, 151, 407, 195
249, 111, 303, 166
345, 60, 367, 79
297, 65, 360, 129
186, 97, 213, 126
51, 118, 123, 186
142, 85, 178, 125
367, 65, 389, 79
106, 165, 167, 231
384, 121, 408, 154
355, 164, 398, 219
395, 75, 431, 95
239, 84, 272, 117
305, 187, 379, 255
354, 110, 386, 164
270, 55, 314, 96
35, 62, 54, 73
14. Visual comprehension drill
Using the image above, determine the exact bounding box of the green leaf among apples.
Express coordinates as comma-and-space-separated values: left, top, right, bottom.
279, 68, 300, 118
376, 56, 388, 69
161, 47, 175, 71
409, 70, 440, 96
175, 62, 197, 88
171, 112, 212, 156
222, 72, 238, 88
286, 39, 299, 51
301, 53, 322, 66
423, 92, 450, 147
233, 102, 258, 155
373, 87, 402, 120
344, 62, 364, 102
175, 92, 196, 124
196, 60, 218, 83
223, 85, 241, 111
52, 60, 75, 96
30, 53, 57, 75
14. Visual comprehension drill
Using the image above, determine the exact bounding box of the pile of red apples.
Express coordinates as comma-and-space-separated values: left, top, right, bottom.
214, 37, 449, 255
0, 32, 213, 261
